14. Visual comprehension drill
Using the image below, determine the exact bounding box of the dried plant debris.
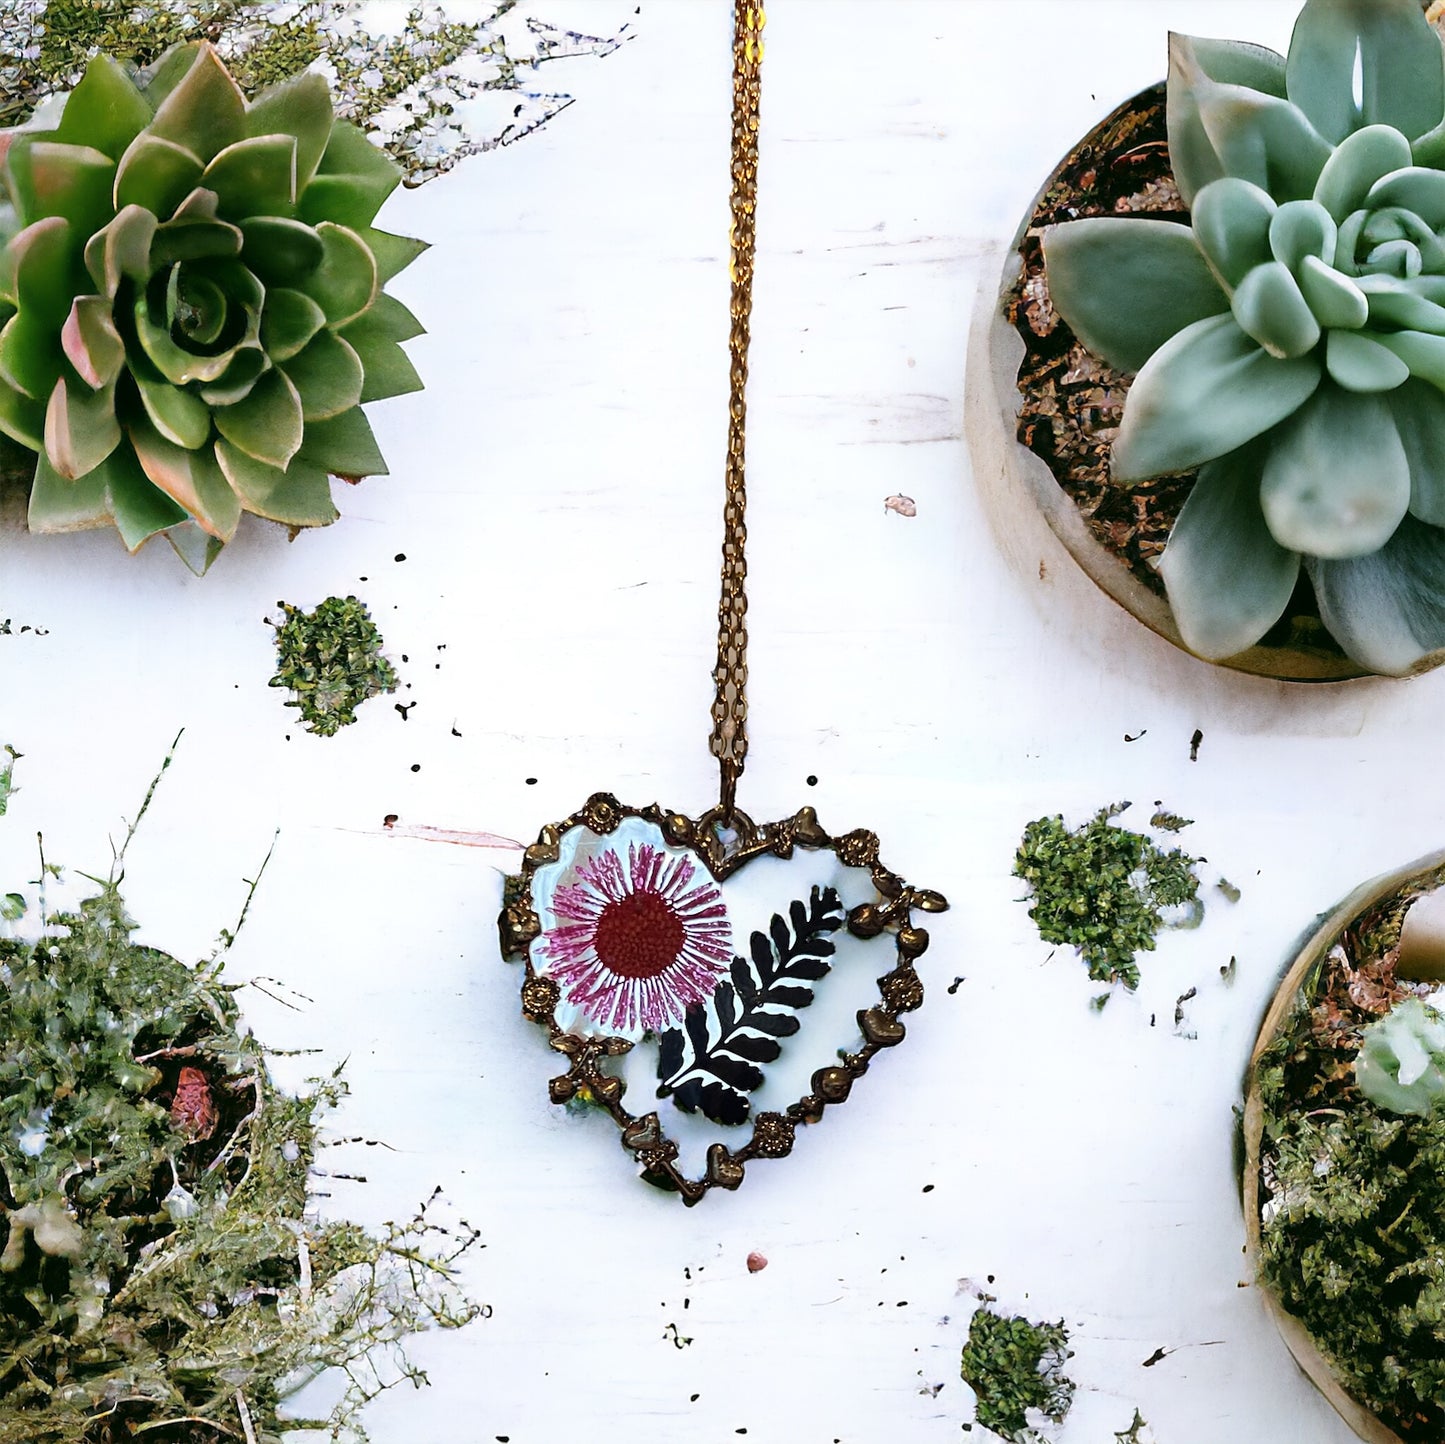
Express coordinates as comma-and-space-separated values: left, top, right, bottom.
1114, 1410, 1152, 1444
959, 1298, 1074, 1444
1254, 875, 1445, 1441
1013, 802, 1202, 990
0, 0, 627, 185
1007, 85, 1342, 658
271, 595, 399, 736
0, 748, 15, 817
0, 748, 480, 1443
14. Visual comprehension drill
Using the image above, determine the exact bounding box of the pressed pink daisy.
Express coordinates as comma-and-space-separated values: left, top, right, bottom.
540, 839, 732, 1036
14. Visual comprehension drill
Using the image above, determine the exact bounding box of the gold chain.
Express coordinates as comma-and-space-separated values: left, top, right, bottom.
710, 0, 765, 819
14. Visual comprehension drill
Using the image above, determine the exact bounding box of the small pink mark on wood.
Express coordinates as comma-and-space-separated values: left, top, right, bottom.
884, 495, 917, 518
171, 1066, 218, 1142
747, 1251, 768, 1273
377, 820, 524, 851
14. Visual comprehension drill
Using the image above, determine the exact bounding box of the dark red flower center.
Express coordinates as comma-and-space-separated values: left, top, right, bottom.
593, 891, 686, 979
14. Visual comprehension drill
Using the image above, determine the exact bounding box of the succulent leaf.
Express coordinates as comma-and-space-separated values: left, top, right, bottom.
1374, 328, 1445, 388
145, 45, 246, 164
1268, 198, 1336, 270
135, 372, 212, 449
260, 286, 327, 361
1324, 329, 1410, 392
239, 215, 324, 287
1313, 123, 1415, 221
61, 295, 124, 389
1387, 381, 1445, 527
360, 226, 429, 283
1355, 998, 1445, 1114
245, 73, 333, 189
352, 335, 424, 404
213, 366, 303, 469
1042, 218, 1227, 372
300, 120, 402, 230
44, 374, 120, 479
302, 221, 378, 326
1111, 314, 1322, 482
1297, 254, 1368, 327
1191, 177, 1276, 288
216, 440, 337, 526
48, 55, 153, 162
1367, 166, 1445, 228
10, 142, 115, 238
1157, 445, 1301, 659
129, 418, 241, 541
1232, 259, 1320, 357
0, 371, 43, 450
104, 446, 189, 550
26, 449, 111, 532
1285, 0, 1444, 146
0, 42, 426, 565
282, 330, 364, 421
0, 311, 64, 401
1259, 386, 1410, 557
298, 406, 387, 478
1173, 53, 1329, 203
1169, 34, 1288, 204
201, 135, 298, 221
113, 135, 204, 218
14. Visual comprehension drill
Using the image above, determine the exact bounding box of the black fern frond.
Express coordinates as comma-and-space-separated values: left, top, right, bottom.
656, 886, 846, 1126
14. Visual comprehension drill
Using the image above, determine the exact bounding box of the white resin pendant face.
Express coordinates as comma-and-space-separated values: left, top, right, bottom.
500, 793, 947, 1204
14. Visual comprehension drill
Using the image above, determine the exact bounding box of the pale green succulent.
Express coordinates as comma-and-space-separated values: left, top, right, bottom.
1355, 996, 1445, 1115
0, 41, 425, 571
1044, 0, 1445, 674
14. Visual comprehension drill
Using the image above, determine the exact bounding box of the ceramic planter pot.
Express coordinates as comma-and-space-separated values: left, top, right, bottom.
1242, 851, 1445, 1444
968, 82, 1437, 683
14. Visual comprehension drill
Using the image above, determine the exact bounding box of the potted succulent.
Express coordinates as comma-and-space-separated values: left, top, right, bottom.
0, 39, 426, 573
1243, 851, 1445, 1443
973, 0, 1445, 680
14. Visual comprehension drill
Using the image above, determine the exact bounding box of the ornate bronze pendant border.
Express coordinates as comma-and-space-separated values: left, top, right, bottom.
498, 792, 948, 1205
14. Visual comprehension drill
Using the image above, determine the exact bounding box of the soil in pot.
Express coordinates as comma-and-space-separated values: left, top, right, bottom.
1244, 858, 1445, 1444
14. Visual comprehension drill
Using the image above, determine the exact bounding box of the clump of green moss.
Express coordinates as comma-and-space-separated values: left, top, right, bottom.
271, 595, 399, 736
1013, 802, 1203, 989
0, 0, 627, 184
0, 748, 480, 1442
959, 1298, 1074, 1443
1254, 881, 1445, 1440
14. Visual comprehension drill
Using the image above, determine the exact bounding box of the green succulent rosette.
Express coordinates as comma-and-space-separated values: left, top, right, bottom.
0, 42, 425, 572
1043, 0, 1445, 675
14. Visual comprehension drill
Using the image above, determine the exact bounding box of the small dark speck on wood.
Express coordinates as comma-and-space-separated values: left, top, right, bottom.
1142, 1346, 1168, 1367
1189, 728, 1203, 761
1124, 729, 1146, 742
1174, 986, 1197, 1034
947, 975, 965, 994
395, 702, 415, 721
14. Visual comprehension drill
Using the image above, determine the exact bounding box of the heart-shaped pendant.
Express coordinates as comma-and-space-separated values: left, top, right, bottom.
499, 793, 947, 1204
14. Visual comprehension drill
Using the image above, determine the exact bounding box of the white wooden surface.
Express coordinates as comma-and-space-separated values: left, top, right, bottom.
3, 2, 1434, 1440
